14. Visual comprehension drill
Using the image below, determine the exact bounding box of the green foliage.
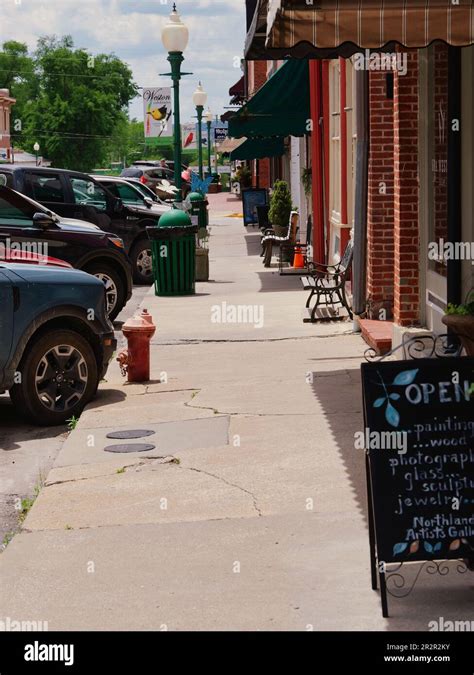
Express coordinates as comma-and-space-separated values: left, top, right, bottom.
235, 164, 252, 188
268, 180, 292, 228
4, 35, 138, 171
446, 289, 474, 316
301, 167, 312, 196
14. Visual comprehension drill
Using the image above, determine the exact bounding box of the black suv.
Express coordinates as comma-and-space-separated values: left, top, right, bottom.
0, 186, 132, 320
0, 165, 163, 283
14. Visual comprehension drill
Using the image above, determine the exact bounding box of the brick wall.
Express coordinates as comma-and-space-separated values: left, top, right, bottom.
393, 50, 420, 326
248, 61, 268, 97
367, 72, 395, 319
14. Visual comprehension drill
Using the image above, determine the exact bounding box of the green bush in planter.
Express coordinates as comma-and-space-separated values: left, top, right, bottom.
269, 180, 292, 229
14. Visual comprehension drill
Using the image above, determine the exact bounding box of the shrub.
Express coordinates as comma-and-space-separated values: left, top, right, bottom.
268, 180, 292, 228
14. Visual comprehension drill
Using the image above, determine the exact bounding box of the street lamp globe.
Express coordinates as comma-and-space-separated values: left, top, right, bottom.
192, 82, 207, 108
33, 142, 40, 152
161, 4, 189, 53
205, 108, 213, 124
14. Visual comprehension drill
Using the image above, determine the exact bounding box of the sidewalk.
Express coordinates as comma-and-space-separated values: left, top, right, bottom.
0, 196, 470, 630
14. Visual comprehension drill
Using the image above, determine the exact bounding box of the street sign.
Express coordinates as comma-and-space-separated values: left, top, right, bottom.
214, 127, 228, 143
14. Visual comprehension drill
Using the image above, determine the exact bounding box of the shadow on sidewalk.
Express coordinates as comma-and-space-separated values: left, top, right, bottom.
0, 395, 67, 451
309, 367, 368, 522
244, 232, 262, 257
256, 270, 313, 294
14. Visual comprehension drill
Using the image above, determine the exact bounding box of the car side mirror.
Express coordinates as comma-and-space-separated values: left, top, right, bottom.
32, 212, 55, 229
144, 197, 153, 208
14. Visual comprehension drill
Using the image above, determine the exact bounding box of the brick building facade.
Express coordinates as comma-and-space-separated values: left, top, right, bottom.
0, 89, 15, 161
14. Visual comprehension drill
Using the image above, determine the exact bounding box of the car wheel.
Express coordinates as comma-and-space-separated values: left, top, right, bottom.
84, 262, 125, 321
131, 239, 154, 285
10, 330, 98, 426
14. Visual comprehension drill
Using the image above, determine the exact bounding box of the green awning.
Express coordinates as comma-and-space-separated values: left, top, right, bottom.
230, 136, 285, 161
228, 60, 310, 139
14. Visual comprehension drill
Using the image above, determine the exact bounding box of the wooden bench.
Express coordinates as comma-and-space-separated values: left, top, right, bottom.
261, 211, 299, 268
301, 239, 354, 322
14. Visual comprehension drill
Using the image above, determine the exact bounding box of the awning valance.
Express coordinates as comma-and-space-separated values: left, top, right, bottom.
251, 0, 474, 59
218, 137, 246, 154
230, 136, 285, 161
229, 76, 245, 97
228, 59, 310, 138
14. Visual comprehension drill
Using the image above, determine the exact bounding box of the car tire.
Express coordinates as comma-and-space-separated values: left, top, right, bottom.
9, 330, 98, 426
130, 239, 154, 285
83, 262, 125, 321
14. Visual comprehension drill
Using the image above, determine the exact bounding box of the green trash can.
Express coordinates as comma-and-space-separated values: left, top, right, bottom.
188, 191, 209, 231
146, 210, 198, 296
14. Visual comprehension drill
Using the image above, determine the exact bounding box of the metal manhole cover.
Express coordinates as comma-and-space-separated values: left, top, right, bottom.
104, 443, 156, 453
106, 430, 155, 440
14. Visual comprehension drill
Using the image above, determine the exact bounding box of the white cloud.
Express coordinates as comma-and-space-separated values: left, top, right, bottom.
0, 0, 246, 122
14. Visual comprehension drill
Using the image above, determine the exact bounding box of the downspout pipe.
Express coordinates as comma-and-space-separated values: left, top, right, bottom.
447, 46, 462, 308
352, 67, 369, 330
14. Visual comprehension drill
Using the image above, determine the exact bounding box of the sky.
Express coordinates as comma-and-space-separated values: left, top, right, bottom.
0, 0, 247, 123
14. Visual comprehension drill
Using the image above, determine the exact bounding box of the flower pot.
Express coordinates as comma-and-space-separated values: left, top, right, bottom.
441, 314, 474, 356
195, 247, 209, 282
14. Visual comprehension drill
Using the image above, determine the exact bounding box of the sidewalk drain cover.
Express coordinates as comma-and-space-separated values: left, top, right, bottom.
104, 443, 156, 454
106, 430, 155, 440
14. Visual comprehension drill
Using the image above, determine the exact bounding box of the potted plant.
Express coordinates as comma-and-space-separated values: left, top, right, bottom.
442, 290, 474, 356
235, 165, 252, 197
268, 180, 292, 237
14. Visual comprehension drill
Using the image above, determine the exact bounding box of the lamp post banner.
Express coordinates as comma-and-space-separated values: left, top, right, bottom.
143, 87, 173, 138
182, 122, 197, 149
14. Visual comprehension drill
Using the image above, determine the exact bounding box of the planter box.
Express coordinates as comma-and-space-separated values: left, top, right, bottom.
442, 314, 474, 356
195, 247, 209, 282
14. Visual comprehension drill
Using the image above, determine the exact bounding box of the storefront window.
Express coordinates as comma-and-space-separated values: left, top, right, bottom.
428, 43, 449, 278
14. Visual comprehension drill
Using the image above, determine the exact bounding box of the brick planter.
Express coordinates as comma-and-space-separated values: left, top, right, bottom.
442, 315, 474, 356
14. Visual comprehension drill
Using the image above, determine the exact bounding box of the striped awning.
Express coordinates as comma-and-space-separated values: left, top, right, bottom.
263, 0, 474, 59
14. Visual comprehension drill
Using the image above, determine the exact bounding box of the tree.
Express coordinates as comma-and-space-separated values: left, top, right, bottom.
21, 36, 138, 171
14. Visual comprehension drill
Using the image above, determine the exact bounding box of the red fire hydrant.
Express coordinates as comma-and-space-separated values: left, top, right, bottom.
117, 309, 156, 382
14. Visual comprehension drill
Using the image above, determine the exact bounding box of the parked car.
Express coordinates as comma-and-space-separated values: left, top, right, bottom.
121, 165, 175, 191
131, 160, 188, 172
0, 165, 162, 284
120, 165, 191, 200
0, 261, 116, 425
123, 177, 174, 206
0, 185, 132, 320
90, 175, 171, 217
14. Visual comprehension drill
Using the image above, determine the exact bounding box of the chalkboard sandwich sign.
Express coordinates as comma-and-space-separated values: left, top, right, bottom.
361, 357, 474, 617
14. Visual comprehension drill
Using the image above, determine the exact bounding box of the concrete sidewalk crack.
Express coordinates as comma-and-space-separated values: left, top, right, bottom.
152, 332, 353, 346
182, 465, 262, 517
44, 457, 176, 487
